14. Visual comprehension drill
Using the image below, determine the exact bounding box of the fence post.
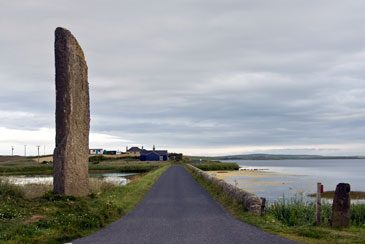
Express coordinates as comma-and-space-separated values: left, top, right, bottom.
260, 197, 266, 216
316, 182, 322, 225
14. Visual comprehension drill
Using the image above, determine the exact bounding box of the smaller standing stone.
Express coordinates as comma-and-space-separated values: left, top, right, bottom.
331, 183, 351, 228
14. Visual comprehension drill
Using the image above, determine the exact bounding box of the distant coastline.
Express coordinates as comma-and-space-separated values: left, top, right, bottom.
190, 154, 365, 161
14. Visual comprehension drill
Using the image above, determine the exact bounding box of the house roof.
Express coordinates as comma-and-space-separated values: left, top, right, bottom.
127, 147, 141, 152
140, 150, 168, 156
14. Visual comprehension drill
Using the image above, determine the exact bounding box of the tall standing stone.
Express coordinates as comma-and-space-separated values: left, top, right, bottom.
331, 183, 351, 228
53, 27, 90, 196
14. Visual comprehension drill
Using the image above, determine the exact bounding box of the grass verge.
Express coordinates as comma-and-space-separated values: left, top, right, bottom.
186, 166, 365, 244
0, 165, 169, 244
88, 164, 160, 173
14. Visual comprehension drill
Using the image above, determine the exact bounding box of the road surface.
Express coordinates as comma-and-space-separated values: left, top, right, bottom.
73, 165, 300, 244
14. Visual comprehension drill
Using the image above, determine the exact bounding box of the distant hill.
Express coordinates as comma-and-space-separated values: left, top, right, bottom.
190, 154, 363, 160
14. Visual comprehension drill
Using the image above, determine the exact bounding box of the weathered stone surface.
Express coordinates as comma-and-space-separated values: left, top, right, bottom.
187, 164, 262, 215
331, 183, 351, 228
53, 27, 90, 196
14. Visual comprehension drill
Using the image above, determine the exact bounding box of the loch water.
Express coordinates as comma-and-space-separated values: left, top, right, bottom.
222, 159, 365, 203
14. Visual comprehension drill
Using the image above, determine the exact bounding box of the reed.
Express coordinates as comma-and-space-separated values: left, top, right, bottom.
308, 191, 365, 200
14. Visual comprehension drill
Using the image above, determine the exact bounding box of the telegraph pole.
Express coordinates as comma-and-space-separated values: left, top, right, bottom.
36, 145, 40, 163
11, 146, 14, 156
24, 145, 27, 157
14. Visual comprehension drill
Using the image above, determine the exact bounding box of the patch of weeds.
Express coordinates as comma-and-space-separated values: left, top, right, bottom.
0, 204, 26, 220
0, 179, 24, 198
351, 204, 365, 226
297, 227, 328, 239
43, 191, 77, 201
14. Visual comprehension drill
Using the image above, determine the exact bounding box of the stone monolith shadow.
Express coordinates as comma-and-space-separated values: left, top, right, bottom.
53, 27, 90, 196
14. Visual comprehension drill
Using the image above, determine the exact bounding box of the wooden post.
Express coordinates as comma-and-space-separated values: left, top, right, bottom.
316, 182, 322, 225
260, 197, 266, 216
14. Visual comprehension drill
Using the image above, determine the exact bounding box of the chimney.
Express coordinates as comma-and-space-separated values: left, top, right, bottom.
153, 145, 155, 151
126, 146, 128, 152
142, 146, 144, 150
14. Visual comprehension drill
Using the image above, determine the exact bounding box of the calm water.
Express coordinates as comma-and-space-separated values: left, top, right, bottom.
1, 172, 135, 186
222, 159, 365, 202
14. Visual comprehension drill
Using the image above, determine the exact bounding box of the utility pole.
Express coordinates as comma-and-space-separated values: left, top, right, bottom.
24, 145, 27, 157
44, 145, 46, 155
11, 146, 14, 156
36, 145, 40, 163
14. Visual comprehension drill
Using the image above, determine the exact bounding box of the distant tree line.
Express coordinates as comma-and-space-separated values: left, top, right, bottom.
168, 153, 183, 161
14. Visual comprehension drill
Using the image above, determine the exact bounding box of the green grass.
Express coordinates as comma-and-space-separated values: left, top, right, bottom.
88, 159, 170, 173
89, 155, 139, 164
88, 164, 160, 173
0, 166, 169, 244
0, 156, 170, 175
187, 166, 365, 244
0, 157, 53, 175
192, 162, 239, 171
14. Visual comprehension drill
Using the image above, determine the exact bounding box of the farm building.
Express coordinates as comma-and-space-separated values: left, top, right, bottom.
140, 146, 168, 161
126, 146, 144, 156
89, 148, 103, 155
104, 150, 117, 155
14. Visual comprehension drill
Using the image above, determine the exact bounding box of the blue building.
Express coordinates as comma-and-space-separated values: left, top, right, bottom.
140, 146, 168, 161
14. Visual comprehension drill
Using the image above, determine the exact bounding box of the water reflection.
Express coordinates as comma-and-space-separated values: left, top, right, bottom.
0, 172, 135, 186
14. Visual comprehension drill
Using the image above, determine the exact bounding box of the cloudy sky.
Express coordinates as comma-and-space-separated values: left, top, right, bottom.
1, 0, 365, 156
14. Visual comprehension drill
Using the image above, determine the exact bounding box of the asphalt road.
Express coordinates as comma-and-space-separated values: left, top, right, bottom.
73, 165, 300, 244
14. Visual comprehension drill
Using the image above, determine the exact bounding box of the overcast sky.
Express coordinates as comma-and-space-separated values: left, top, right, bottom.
1, 0, 365, 156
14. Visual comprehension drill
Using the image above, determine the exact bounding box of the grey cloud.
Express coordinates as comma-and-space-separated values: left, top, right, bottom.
1, 0, 365, 155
